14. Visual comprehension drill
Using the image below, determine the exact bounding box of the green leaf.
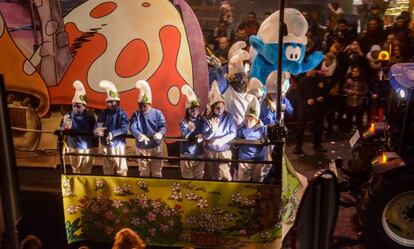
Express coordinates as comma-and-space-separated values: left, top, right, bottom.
249, 107, 257, 116
109, 90, 117, 98
142, 94, 149, 103
190, 100, 199, 108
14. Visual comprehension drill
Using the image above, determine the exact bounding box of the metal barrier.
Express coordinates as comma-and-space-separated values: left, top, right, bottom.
10, 127, 285, 183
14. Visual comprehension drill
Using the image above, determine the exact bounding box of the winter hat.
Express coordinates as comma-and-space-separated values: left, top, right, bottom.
136, 80, 152, 104
247, 78, 264, 99
72, 80, 87, 105
181, 84, 200, 109
367, 44, 381, 60
228, 41, 250, 75
257, 8, 308, 45
99, 80, 120, 102
245, 96, 261, 120
208, 80, 225, 107
265, 70, 290, 95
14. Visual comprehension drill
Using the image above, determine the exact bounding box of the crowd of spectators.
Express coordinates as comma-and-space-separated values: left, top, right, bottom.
206, 1, 413, 142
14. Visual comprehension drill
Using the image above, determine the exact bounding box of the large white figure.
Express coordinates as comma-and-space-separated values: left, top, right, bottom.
222, 41, 255, 127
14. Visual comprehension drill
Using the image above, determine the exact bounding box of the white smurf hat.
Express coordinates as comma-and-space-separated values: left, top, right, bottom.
136, 80, 152, 104
257, 8, 308, 45
228, 41, 250, 75
72, 80, 87, 105
208, 80, 224, 107
99, 80, 120, 102
245, 96, 261, 120
181, 84, 200, 109
228, 41, 246, 61
265, 70, 290, 94
247, 78, 264, 99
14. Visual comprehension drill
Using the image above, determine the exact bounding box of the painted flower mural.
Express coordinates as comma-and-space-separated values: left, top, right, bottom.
62, 175, 289, 248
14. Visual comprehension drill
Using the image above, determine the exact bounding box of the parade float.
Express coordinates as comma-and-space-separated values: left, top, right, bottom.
0, 1, 336, 248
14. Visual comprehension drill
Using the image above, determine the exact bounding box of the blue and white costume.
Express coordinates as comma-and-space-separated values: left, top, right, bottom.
179, 85, 205, 179
203, 81, 237, 181
96, 80, 129, 176
237, 97, 267, 182
219, 41, 255, 127
62, 80, 96, 174
130, 80, 167, 178
260, 97, 293, 125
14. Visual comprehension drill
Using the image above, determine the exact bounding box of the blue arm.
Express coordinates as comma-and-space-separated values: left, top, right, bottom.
180, 120, 192, 139
157, 111, 167, 135
202, 119, 215, 140
283, 97, 294, 115
129, 112, 143, 139
300, 51, 325, 73
216, 116, 237, 144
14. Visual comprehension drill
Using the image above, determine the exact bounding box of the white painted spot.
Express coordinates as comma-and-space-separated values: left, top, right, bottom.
168, 86, 180, 106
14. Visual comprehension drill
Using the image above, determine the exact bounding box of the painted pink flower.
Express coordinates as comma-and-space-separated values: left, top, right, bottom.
131, 217, 141, 226
149, 228, 156, 237
160, 224, 169, 232
146, 212, 157, 221
105, 210, 115, 220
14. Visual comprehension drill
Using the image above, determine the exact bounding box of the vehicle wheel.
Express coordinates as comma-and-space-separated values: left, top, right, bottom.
358, 167, 414, 249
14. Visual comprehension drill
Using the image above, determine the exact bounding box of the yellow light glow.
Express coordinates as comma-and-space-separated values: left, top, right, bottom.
382, 154, 388, 163
378, 50, 390, 61
370, 123, 375, 133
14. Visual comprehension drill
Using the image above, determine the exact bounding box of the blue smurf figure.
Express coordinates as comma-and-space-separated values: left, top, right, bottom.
249, 8, 324, 84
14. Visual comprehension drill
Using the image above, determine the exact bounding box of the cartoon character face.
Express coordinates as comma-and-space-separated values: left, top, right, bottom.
249, 8, 324, 85
249, 39, 309, 81
284, 44, 304, 62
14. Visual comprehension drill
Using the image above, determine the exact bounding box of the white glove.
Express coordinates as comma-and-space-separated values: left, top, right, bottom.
196, 134, 204, 143
281, 104, 287, 111
153, 132, 163, 140
187, 121, 195, 131
212, 138, 225, 147
210, 118, 219, 132
107, 132, 113, 141
94, 127, 106, 137
138, 134, 150, 145
63, 114, 72, 130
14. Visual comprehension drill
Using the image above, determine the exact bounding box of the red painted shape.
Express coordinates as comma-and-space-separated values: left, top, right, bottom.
50, 23, 186, 137
49, 22, 108, 107
141, 2, 151, 8
115, 39, 149, 78
90, 2, 117, 18
120, 25, 187, 137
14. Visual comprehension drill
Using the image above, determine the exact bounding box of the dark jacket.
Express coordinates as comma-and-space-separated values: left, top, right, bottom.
295, 74, 329, 111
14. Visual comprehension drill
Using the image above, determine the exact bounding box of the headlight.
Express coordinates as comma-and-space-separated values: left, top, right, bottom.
399, 89, 406, 99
